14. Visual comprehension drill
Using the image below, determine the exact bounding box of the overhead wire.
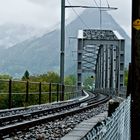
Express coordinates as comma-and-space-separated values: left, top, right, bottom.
92, 0, 100, 8
92, 0, 111, 28
99, 0, 102, 29
104, 0, 110, 7
95, 0, 110, 8
66, 0, 108, 75
66, 0, 89, 29
66, 0, 91, 76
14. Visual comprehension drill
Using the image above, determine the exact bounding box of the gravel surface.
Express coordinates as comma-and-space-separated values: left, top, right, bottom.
0, 100, 80, 118
4, 103, 108, 140
0, 93, 95, 118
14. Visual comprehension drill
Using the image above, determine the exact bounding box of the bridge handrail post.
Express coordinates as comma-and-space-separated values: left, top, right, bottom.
56, 83, 59, 102
25, 80, 29, 104
8, 79, 12, 109
59, 84, 64, 101
39, 82, 41, 105
61, 84, 65, 101
49, 83, 52, 103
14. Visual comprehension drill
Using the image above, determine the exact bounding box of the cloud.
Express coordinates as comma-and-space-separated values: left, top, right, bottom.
28, 0, 48, 5
0, 0, 131, 36
0, 0, 61, 28
108, 0, 131, 36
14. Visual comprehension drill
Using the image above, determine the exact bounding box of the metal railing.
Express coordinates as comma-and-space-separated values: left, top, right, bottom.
94, 88, 127, 98
0, 79, 82, 109
81, 96, 131, 140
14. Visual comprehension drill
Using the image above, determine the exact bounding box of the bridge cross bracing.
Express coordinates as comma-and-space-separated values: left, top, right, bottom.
77, 29, 125, 96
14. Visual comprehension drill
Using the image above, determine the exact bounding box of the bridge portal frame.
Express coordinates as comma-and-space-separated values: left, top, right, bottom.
77, 29, 125, 95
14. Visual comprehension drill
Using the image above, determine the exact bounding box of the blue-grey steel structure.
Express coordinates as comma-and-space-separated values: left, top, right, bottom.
77, 29, 125, 95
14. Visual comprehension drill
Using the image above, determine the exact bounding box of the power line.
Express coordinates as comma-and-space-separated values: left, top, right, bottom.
91, 0, 111, 28
105, 0, 110, 7
66, 0, 89, 29
99, 0, 102, 29
91, 0, 102, 28
92, 0, 100, 8
96, 0, 110, 8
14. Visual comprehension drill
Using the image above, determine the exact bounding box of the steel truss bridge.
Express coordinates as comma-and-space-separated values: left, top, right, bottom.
0, 29, 130, 139
76, 29, 125, 96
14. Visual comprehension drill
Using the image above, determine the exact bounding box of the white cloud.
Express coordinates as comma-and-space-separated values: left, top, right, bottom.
0, 0, 131, 36
107, 0, 131, 36
28, 0, 48, 5
0, 0, 61, 28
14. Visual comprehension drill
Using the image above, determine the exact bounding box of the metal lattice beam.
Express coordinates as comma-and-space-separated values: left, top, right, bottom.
77, 29, 125, 94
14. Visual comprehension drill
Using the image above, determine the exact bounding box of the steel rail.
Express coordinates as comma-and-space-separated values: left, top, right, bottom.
0, 92, 97, 126
0, 93, 110, 138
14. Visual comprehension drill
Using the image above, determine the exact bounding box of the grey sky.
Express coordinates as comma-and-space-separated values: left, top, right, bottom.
0, 0, 131, 36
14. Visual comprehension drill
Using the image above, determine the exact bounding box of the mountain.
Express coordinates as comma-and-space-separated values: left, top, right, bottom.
0, 9, 131, 77
0, 23, 51, 49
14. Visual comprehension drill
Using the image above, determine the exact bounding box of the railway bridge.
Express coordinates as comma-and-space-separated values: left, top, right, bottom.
77, 29, 125, 97
0, 29, 130, 140
1, 0, 140, 137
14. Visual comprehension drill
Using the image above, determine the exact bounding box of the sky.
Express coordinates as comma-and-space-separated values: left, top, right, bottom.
0, 0, 131, 36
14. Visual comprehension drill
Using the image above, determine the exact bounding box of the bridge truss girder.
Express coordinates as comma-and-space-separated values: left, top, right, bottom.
77, 29, 125, 95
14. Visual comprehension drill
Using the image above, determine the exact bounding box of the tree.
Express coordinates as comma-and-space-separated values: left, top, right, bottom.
64, 75, 76, 85
83, 76, 95, 90
0, 74, 12, 109
124, 68, 128, 86
0, 74, 12, 93
38, 72, 60, 83
22, 70, 30, 80
0, 71, 61, 109
0, 74, 12, 79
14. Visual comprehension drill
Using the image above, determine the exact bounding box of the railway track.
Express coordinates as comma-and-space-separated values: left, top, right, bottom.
0, 91, 95, 126
0, 91, 110, 139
